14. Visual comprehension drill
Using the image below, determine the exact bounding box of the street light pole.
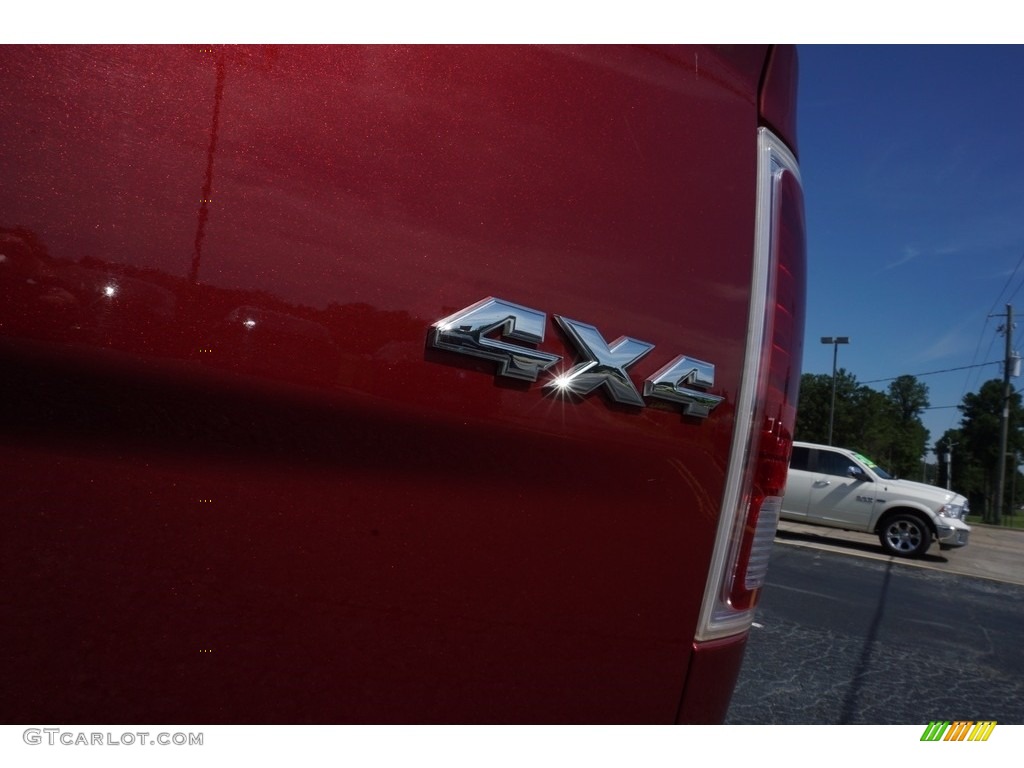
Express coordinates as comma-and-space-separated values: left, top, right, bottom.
821, 336, 849, 446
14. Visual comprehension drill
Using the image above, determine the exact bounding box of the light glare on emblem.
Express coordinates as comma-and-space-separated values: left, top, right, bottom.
551, 373, 574, 391
547, 315, 653, 407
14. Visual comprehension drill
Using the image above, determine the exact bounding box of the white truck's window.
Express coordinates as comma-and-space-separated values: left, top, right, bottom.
817, 450, 855, 477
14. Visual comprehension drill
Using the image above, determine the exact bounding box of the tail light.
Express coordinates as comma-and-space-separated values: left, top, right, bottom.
696, 127, 806, 640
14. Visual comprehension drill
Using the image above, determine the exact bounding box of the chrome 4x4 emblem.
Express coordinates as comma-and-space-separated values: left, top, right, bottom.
429, 297, 724, 417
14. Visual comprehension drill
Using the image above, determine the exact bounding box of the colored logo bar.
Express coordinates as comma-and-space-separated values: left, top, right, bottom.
920, 721, 997, 742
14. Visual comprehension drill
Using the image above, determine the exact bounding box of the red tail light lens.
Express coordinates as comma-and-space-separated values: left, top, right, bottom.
697, 128, 806, 640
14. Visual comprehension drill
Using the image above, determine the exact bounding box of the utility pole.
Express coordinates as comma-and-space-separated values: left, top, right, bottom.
942, 442, 954, 491
1013, 450, 1019, 519
995, 304, 1014, 526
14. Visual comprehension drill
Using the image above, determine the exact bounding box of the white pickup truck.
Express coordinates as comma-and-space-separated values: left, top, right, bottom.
781, 441, 971, 557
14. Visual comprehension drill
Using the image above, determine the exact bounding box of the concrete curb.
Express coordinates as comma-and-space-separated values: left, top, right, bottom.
775, 519, 1024, 587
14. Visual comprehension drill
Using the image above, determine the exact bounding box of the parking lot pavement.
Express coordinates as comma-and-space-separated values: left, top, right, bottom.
775, 519, 1024, 586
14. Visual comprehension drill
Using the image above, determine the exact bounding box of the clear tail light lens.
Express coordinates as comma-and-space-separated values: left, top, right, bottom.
696, 127, 806, 640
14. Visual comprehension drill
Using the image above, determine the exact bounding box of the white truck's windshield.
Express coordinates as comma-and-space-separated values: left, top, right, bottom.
853, 451, 894, 480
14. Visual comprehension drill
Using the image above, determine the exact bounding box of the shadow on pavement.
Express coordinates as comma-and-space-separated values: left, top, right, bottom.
774, 527, 950, 564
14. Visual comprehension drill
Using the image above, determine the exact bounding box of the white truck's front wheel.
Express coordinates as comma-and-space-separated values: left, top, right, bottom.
879, 513, 933, 557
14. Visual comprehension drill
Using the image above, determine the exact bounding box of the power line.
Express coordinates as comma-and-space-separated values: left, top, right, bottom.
945, 320, 1005, 441
960, 317, 997, 403
1008, 266, 1024, 307
859, 360, 1000, 384
987, 250, 1024, 316
970, 328, 1003, 393
936, 252, 1024, 442
949, 255, 1024, 437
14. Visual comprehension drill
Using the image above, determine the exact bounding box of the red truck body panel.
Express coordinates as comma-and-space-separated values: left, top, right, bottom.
0, 45, 801, 723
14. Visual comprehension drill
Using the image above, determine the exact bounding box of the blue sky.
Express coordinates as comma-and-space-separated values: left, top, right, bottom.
796, 45, 1024, 456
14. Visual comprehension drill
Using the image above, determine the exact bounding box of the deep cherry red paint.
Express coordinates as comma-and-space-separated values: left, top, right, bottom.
0, 45, 800, 723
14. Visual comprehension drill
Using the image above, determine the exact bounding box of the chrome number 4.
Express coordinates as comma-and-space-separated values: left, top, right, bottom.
430, 297, 561, 382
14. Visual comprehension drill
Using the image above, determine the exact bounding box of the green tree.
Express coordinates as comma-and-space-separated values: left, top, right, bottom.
885, 375, 931, 478
794, 369, 859, 445
957, 379, 1024, 522
794, 371, 930, 477
889, 375, 929, 421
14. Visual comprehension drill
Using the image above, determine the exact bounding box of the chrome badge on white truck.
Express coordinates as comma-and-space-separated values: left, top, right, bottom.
781, 441, 971, 557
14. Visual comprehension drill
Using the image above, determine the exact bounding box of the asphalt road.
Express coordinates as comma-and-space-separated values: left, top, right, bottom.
726, 524, 1024, 724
